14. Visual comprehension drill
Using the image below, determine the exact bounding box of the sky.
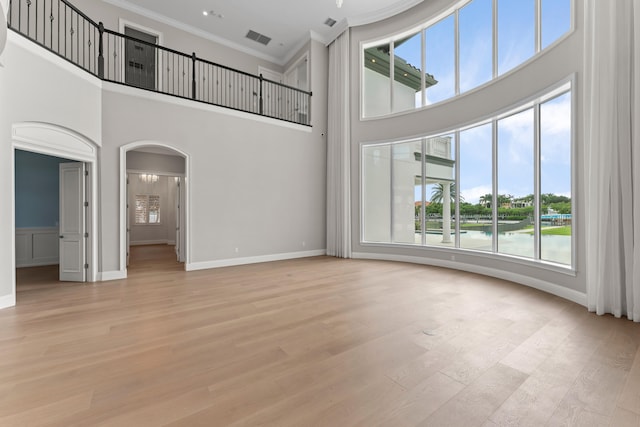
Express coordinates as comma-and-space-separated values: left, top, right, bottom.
394, 0, 572, 204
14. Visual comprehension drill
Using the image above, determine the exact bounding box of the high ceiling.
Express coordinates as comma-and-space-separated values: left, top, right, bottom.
103, 0, 423, 65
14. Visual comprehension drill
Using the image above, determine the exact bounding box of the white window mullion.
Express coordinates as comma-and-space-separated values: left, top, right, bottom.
454, 130, 461, 248
535, 0, 541, 53
389, 42, 395, 113
533, 103, 541, 260
421, 30, 426, 107
492, 0, 498, 79
492, 119, 498, 253
421, 138, 427, 246
455, 9, 460, 96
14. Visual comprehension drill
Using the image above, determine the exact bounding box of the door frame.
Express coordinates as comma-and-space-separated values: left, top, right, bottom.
119, 142, 190, 277
119, 19, 163, 92
10, 122, 98, 302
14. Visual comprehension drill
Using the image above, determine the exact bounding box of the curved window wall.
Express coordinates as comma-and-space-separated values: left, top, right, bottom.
361, 81, 573, 267
362, 0, 572, 118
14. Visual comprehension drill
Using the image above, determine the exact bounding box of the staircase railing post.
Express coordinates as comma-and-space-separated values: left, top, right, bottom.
259, 74, 264, 115
98, 22, 104, 79
191, 52, 196, 100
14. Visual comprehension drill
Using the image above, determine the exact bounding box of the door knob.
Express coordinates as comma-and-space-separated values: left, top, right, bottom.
59, 235, 64, 239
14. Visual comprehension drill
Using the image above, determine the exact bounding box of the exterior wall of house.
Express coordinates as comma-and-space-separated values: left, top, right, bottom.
349, 0, 586, 298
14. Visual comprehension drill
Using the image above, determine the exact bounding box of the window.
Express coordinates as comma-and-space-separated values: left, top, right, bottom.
361, 81, 573, 267
135, 195, 160, 224
362, 0, 572, 117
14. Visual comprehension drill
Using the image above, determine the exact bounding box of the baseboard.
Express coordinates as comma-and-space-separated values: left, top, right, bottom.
352, 252, 587, 307
100, 270, 127, 281
130, 240, 171, 246
16, 260, 58, 268
186, 249, 327, 271
0, 293, 16, 310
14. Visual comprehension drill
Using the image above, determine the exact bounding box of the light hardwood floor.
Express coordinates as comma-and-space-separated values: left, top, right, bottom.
2, 245, 639, 426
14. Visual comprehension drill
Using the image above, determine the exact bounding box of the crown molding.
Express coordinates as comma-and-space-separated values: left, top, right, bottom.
102, 0, 283, 65
348, 0, 424, 27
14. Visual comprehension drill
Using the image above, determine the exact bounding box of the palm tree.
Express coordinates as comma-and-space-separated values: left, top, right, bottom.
430, 183, 464, 204
479, 193, 493, 207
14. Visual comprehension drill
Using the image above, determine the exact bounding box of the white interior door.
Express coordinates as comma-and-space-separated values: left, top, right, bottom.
175, 177, 181, 261
126, 174, 130, 266
59, 162, 86, 282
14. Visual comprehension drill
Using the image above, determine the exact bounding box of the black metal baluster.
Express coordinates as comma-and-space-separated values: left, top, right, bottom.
191, 53, 196, 100
259, 74, 264, 115
97, 22, 104, 78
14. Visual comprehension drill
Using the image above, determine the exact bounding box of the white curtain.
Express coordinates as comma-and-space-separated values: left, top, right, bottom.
584, 0, 640, 321
326, 30, 351, 258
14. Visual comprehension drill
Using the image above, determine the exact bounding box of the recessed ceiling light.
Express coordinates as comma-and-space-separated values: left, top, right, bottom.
202, 10, 210, 16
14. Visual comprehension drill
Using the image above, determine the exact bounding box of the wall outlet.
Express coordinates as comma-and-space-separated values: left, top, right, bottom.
451, 255, 456, 261
302, 241, 306, 247
234, 247, 239, 253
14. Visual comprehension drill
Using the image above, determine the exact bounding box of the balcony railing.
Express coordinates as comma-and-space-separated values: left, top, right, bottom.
6, 0, 312, 126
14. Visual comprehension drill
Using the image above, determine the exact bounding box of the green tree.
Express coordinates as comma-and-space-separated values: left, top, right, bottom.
430, 183, 464, 204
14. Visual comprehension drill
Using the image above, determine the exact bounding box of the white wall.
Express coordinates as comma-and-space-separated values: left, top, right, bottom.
350, 0, 586, 295
75, 0, 284, 74
100, 86, 327, 272
0, 33, 102, 306
0, 24, 328, 307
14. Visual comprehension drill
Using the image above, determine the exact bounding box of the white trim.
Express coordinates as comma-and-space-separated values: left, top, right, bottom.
353, 252, 586, 306
103, 0, 284, 65
103, 81, 312, 132
100, 270, 127, 281
118, 18, 164, 92
130, 240, 172, 246
348, 0, 425, 27
0, 294, 15, 310
15, 227, 60, 268
127, 169, 184, 177
186, 249, 327, 271
120, 142, 190, 278
10, 122, 99, 308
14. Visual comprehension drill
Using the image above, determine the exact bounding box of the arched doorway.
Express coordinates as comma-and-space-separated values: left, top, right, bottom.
10, 122, 99, 306
119, 142, 190, 277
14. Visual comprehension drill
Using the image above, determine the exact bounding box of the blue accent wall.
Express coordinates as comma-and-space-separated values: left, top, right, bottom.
15, 150, 72, 228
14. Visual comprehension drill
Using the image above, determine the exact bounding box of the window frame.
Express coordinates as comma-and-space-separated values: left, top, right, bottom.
360, 76, 576, 273
134, 194, 161, 225
360, 0, 574, 120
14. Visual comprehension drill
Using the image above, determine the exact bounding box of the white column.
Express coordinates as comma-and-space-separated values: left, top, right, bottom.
442, 183, 452, 243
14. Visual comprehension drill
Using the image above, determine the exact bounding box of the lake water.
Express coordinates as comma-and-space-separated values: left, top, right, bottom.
424, 230, 572, 266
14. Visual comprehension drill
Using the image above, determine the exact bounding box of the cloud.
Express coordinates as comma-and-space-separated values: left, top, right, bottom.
460, 185, 493, 205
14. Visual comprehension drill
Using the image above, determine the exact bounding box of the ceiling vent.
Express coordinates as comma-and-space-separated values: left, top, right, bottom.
246, 30, 271, 46
324, 17, 337, 27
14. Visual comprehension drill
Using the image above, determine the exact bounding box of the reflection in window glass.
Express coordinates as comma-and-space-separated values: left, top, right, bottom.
425, 134, 456, 247
459, 123, 493, 252
498, 0, 535, 75
540, 92, 572, 265
363, 145, 391, 243
392, 141, 422, 243
497, 108, 534, 258
459, 0, 493, 93
363, 43, 391, 117
393, 33, 423, 113
541, 0, 571, 49
425, 15, 455, 105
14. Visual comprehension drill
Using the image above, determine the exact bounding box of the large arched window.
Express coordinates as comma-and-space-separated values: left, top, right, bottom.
362, 0, 572, 118
361, 80, 573, 267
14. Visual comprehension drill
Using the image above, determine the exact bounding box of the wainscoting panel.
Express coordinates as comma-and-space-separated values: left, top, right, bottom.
16, 228, 59, 267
